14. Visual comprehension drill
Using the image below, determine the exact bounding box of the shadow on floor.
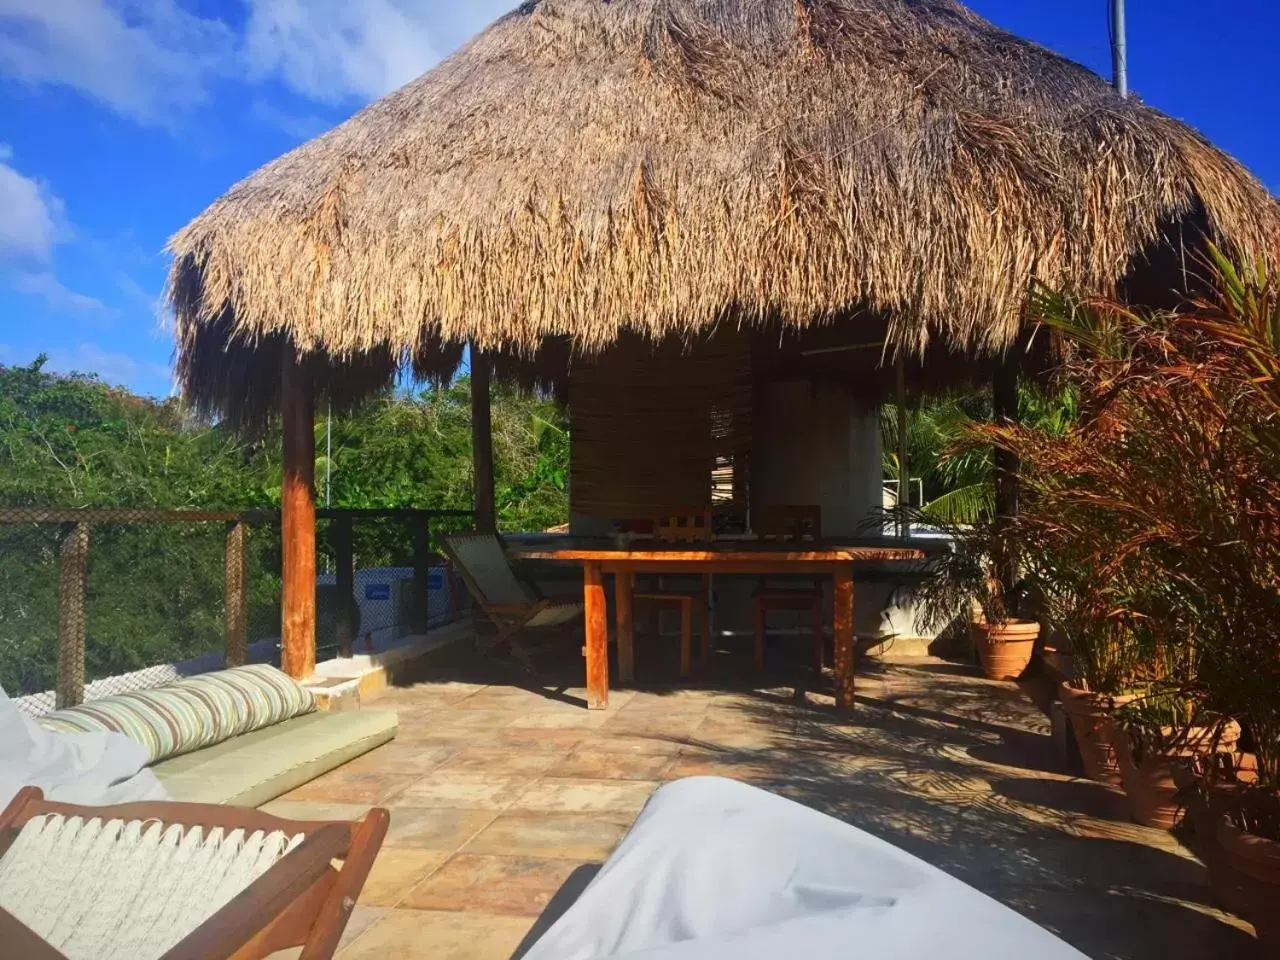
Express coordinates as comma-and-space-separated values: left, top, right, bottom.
510, 864, 601, 960
390, 637, 1259, 959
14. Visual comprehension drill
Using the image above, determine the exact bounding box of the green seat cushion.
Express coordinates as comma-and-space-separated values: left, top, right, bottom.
38, 665, 316, 764
153, 709, 398, 807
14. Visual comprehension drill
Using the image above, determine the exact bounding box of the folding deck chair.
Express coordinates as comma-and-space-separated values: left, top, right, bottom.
443, 531, 584, 673
0, 786, 388, 960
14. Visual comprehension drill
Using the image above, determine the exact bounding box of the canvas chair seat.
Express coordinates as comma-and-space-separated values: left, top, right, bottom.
524, 599, 585, 630
0, 787, 387, 960
444, 532, 584, 672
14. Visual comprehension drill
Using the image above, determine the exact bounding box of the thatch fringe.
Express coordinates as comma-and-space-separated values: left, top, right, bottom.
167, 0, 1280, 423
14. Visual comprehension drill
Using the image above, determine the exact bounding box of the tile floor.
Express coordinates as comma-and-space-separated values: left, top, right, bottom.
264, 656, 1258, 959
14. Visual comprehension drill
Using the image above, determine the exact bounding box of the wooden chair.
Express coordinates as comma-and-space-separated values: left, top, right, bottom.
633, 508, 712, 677
752, 505, 824, 672
443, 531, 583, 673
0, 786, 387, 960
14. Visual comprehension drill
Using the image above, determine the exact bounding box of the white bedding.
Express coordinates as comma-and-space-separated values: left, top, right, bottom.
0, 686, 167, 810
524, 777, 1088, 960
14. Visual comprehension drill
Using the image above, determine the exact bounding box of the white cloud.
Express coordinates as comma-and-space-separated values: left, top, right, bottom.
0, 0, 234, 123
0, 0, 516, 124
14, 271, 113, 316
249, 98, 333, 141
243, 0, 441, 103
44, 342, 172, 392
0, 146, 61, 262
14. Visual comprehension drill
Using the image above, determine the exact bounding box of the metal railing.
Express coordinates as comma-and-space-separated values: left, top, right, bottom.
0, 507, 474, 716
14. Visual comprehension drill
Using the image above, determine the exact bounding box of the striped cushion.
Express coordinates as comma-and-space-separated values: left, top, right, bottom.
38, 665, 316, 764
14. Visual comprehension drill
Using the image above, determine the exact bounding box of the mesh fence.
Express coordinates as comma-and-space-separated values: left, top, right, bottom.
0, 508, 472, 718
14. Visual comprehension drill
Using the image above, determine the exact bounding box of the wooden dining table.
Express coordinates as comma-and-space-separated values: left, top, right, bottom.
510, 544, 925, 710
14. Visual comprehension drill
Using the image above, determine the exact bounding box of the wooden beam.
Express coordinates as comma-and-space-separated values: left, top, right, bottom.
56, 522, 88, 710
833, 570, 856, 710
281, 346, 317, 680
225, 520, 248, 668
583, 562, 608, 709
470, 346, 496, 533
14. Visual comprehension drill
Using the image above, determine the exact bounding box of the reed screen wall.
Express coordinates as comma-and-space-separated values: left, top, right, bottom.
569, 332, 752, 519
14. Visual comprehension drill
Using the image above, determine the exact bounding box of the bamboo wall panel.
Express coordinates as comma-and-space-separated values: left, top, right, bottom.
570, 331, 752, 519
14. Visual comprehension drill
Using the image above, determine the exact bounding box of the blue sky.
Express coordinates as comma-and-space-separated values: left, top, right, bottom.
1, 1, 1276, 398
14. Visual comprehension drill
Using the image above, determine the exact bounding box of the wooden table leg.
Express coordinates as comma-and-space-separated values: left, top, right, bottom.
616, 570, 635, 684
584, 562, 609, 710
833, 569, 856, 709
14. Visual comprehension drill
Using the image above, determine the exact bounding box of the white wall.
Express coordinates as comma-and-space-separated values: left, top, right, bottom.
751, 381, 883, 536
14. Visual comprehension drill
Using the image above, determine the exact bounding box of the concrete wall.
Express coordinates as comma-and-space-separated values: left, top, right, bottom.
751, 380, 883, 536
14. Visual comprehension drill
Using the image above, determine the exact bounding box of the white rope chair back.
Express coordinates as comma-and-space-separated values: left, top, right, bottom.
0, 813, 305, 960
446, 533, 534, 605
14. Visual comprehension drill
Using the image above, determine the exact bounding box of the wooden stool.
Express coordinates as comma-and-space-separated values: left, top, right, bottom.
752, 505, 825, 673
633, 508, 712, 677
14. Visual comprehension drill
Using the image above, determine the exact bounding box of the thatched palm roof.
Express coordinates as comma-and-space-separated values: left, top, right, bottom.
168, 0, 1279, 420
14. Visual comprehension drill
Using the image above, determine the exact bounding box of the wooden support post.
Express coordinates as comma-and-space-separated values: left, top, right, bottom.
616, 571, 635, 684
993, 347, 1021, 598
471, 346, 496, 533
57, 522, 88, 709
281, 347, 317, 679
583, 562, 609, 710
333, 514, 354, 658
833, 569, 856, 710
225, 520, 248, 668
411, 514, 431, 635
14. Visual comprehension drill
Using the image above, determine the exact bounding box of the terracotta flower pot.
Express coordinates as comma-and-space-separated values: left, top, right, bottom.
1115, 723, 1242, 830
1057, 683, 1135, 786
1214, 802, 1280, 947
971, 620, 1039, 681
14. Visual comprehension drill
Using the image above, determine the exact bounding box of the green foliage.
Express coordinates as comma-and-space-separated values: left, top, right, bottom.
881, 386, 1076, 525
0, 358, 569, 696
1000, 260, 1280, 790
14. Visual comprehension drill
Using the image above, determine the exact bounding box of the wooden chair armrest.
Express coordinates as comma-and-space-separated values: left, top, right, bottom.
0, 908, 64, 960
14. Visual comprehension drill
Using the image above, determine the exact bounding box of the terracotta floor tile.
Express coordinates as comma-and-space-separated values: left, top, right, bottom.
586, 731, 689, 755
510, 778, 659, 815
463, 811, 633, 861
359, 849, 451, 907
394, 774, 534, 810
384, 806, 500, 851
340, 743, 457, 776
507, 711, 614, 730
497, 727, 590, 751
665, 753, 781, 782
600, 714, 706, 739
337, 908, 531, 960
548, 749, 677, 781
268, 906, 390, 959
402, 853, 582, 916
261, 654, 1240, 960
433, 745, 569, 777
282, 770, 421, 805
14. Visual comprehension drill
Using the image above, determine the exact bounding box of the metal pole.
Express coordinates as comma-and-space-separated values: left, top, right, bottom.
325, 402, 333, 508
895, 354, 910, 541
1111, 0, 1128, 98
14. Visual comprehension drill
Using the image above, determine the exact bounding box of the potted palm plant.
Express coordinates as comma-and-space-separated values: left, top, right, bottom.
900, 511, 1039, 682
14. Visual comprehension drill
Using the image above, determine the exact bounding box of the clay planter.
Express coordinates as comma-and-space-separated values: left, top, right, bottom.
1211, 794, 1280, 947
1057, 684, 1135, 786
1114, 723, 1241, 830
971, 620, 1039, 681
